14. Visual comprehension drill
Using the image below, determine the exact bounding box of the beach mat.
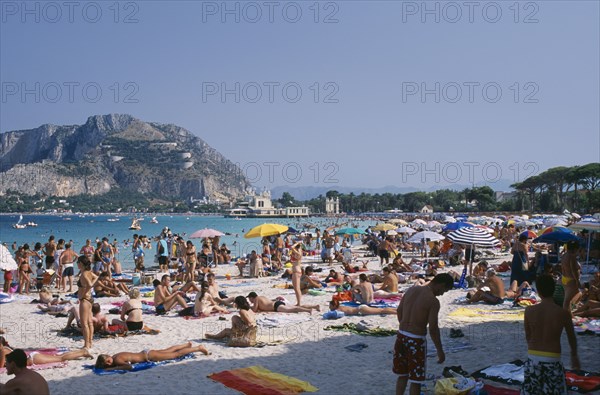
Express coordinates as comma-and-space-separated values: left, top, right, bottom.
323, 323, 397, 337
209, 365, 318, 395
85, 353, 196, 375
56, 325, 160, 338
448, 307, 524, 322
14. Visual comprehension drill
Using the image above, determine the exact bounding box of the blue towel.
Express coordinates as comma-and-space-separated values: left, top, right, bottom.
84, 354, 195, 375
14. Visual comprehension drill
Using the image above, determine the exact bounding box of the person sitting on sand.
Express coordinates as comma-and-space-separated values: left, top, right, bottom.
153, 275, 188, 315
324, 269, 343, 286
329, 299, 397, 316
573, 272, 600, 318
246, 292, 319, 314
0, 348, 49, 395
63, 303, 109, 332
374, 266, 400, 298
93, 272, 122, 297
194, 281, 228, 317
300, 266, 323, 294
391, 254, 413, 273
205, 296, 258, 347
111, 288, 144, 332
353, 273, 374, 304
467, 269, 505, 305
94, 342, 210, 371
0, 338, 92, 369
206, 273, 235, 306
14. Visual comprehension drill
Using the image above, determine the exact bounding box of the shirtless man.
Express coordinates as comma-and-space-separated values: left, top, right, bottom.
376, 266, 399, 296
394, 273, 453, 395
246, 292, 319, 314
153, 275, 188, 315
206, 273, 235, 306
561, 241, 581, 314
0, 349, 49, 395
522, 274, 580, 395
43, 235, 57, 270
353, 273, 374, 304
466, 268, 505, 305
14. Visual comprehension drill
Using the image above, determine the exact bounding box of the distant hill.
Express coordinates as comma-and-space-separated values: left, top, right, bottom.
0, 114, 251, 201
270, 180, 516, 200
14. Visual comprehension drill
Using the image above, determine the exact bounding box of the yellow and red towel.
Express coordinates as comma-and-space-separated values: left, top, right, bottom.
209, 365, 318, 395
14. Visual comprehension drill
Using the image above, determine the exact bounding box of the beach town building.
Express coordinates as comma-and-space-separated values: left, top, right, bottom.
225, 189, 310, 218
325, 197, 340, 216
420, 205, 434, 214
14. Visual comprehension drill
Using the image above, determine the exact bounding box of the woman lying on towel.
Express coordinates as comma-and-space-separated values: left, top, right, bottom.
0, 337, 92, 367
94, 342, 210, 371
205, 296, 257, 347
328, 299, 397, 316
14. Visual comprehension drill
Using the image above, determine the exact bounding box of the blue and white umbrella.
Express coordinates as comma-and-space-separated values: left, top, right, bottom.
446, 227, 500, 248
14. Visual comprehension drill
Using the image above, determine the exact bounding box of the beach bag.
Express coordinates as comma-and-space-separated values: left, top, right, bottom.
434, 377, 476, 395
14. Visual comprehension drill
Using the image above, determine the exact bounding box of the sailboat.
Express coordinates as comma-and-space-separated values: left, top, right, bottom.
12, 215, 26, 229
150, 216, 158, 224
129, 217, 142, 230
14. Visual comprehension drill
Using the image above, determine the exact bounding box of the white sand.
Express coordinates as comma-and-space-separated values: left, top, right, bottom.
1, 250, 599, 394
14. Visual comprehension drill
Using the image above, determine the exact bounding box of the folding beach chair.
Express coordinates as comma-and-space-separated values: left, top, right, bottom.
454, 267, 468, 289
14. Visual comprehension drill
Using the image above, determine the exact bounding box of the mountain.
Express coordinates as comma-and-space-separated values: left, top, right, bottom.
270, 180, 516, 200
0, 114, 251, 201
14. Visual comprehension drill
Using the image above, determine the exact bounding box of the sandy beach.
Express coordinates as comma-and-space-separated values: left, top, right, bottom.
1, 248, 599, 395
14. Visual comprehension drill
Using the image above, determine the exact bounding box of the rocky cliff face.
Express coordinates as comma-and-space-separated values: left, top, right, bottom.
0, 114, 251, 201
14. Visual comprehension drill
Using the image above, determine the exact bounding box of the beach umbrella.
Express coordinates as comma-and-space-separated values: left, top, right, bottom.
285, 227, 299, 234
442, 222, 473, 232
446, 227, 500, 248
427, 220, 442, 227
388, 218, 408, 225
0, 245, 18, 271
335, 227, 365, 236
541, 226, 572, 235
387, 230, 398, 236
569, 220, 600, 232
411, 219, 427, 226
371, 223, 396, 232
244, 224, 289, 239
396, 226, 416, 234
515, 220, 535, 228
533, 231, 582, 244
443, 216, 456, 223
407, 231, 445, 243
190, 228, 225, 239
520, 230, 538, 239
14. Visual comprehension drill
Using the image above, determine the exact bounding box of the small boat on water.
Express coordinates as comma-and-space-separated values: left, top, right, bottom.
26, 221, 38, 227
129, 218, 142, 230
150, 217, 159, 224
13, 215, 26, 229
107, 218, 120, 222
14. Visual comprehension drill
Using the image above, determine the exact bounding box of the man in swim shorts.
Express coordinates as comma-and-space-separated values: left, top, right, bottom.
522, 274, 580, 395
0, 349, 49, 395
394, 273, 453, 395
246, 292, 319, 314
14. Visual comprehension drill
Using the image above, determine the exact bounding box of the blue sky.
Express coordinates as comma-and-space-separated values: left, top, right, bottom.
1, 1, 599, 191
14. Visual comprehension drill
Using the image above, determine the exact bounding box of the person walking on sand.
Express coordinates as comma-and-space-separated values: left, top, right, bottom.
394, 273, 453, 395
522, 274, 580, 395
94, 342, 210, 371
561, 241, 582, 315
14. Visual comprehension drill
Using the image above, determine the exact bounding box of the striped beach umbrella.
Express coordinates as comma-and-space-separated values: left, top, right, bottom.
443, 222, 473, 232
520, 230, 538, 239
569, 220, 600, 232
541, 226, 572, 235
446, 227, 501, 248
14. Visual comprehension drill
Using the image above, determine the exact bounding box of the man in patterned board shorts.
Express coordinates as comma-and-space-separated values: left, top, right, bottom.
522, 274, 580, 395
394, 273, 454, 395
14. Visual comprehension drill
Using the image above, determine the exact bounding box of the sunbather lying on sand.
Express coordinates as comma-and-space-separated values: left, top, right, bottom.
0, 337, 92, 368
94, 342, 209, 371
574, 272, 600, 317
247, 292, 319, 314
328, 299, 397, 315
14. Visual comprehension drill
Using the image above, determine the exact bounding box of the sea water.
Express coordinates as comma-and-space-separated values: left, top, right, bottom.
0, 214, 375, 270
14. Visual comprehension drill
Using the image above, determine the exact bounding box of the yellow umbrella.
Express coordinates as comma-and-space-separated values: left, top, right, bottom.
371, 223, 396, 232
244, 223, 289, 239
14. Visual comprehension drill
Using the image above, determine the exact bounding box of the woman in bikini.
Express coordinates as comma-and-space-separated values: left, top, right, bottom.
194, 281, 228, 317
328, 299, 397, 315
290, 241, 304, 306
205, 296, 257, 347
510, 234, 531, 287
561, 240, 582, 314
0, 338, 92, 368
93, 272, 121, 297
17, 245, 32, 295
77, 256, 98, 350
185, 240, 197, 282
94, 342, 210, 371
112, 288, 144, 331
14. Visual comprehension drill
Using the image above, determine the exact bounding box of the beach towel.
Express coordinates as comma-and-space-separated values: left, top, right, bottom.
307, 289, 327, 296
256, 315, 311, 328
209, 365, 318, 395
85, 353, 196, 375
426, 339, 474, 357
472, 360, 525, 385
481, 384, 520, 395
323, 323, 397, 337
0, 348, 70, 374
221, 281, 259, 288
57, 325, 159, 338
566, 370, 600, 393
447, 307, 524, 322
203, 335, 294, 348
572, 317, 600, 335
0, 361, 67, 374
